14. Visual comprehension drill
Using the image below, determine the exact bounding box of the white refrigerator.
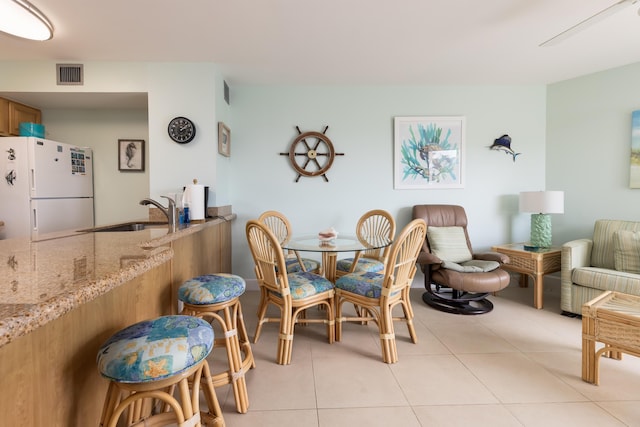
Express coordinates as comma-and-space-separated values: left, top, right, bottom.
0, 137, 94, 241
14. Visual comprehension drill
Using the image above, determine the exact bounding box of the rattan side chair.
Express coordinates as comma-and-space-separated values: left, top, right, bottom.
335, 209, 396, 279
246, 219, 335, 365
334, 218, 426, 363
258, 210, 321, 274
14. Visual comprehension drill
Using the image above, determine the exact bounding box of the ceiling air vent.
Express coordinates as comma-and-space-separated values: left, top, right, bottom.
56, 64, 84, 85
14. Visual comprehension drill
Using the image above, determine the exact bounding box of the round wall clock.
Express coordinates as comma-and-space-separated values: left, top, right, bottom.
168, 116, 196, 144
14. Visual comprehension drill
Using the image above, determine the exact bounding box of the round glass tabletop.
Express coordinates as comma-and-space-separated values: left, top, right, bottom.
282, 234, 392, 253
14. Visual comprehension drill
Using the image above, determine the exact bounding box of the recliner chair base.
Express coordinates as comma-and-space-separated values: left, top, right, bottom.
422, 285, 494, 315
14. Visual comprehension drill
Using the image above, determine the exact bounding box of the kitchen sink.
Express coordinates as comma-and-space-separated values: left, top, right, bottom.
84, 222, 167, 232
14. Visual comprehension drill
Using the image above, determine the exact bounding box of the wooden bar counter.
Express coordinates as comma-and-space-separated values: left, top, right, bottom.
0, 214, 233, 426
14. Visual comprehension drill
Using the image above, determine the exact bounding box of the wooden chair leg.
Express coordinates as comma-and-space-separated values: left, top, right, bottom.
380, 303, 398, 364
254, 294, 269, 343
335, 296, 344, 342
400, 291, 418, 344
326, 297, 335, 344
278, 308, 295, 365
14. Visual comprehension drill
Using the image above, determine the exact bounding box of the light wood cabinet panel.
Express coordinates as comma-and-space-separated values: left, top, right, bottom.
0, 97, 9, 136
8, 100, 41, 135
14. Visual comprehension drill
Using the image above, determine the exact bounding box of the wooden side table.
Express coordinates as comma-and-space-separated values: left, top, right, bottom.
582, 291, 640, 385
491, 243, 562, 309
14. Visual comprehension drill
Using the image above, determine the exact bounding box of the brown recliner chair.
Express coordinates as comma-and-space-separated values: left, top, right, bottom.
412, 205, 511, 314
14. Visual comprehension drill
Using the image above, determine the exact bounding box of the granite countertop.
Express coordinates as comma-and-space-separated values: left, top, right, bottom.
0, 214, 234, 348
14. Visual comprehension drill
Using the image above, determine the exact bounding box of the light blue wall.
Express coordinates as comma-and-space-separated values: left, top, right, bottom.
230, 85, 547, 278
145, 63, 219, 200
547, 62, 640, 245
213, 66, 232, 207
10, 62, 610, 284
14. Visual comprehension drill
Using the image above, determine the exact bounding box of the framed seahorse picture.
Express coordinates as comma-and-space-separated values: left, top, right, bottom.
118, 139, 145, 172
394, 116, 465, 189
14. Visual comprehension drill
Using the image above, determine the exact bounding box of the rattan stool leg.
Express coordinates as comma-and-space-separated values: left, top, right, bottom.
184, 299, 253, 413
100, 361, 224, 427
200, 360, 226, 427
236, 301, 256, 370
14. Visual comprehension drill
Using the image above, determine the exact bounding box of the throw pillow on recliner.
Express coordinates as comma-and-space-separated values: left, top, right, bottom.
613, 230, 640, 273
441, 260, 500, 273
427, 226, 472, 263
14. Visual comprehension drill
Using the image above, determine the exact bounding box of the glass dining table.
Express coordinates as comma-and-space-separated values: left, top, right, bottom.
282, 234, 392, 283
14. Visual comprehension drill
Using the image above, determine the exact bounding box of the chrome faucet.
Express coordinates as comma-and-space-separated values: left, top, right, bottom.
139, 196, 177, 233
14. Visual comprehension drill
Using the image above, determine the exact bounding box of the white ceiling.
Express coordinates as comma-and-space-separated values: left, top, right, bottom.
1, 0, 640, 107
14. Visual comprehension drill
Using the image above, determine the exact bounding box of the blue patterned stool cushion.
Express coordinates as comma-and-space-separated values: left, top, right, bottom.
285, 257, 321, 273
335, 271, 398, 299
179, 273, 246, 305
271, 271, 334, 299
336, 258, 384, 274
97, 315, 214, 383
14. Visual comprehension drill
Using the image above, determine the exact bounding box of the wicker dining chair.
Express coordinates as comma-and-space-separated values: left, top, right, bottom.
246, 219, 335, 365
335, 209, 396, 279
334, 218, 426, 363
258, 210, 321, 274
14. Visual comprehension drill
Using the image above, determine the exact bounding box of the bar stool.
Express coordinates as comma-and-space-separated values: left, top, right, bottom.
179, 273, 255, 414
96, 315, 225, 427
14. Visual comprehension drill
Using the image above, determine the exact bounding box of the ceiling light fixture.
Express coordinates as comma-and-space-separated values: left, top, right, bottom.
0, 0, 53, 41
540, 0, 638, 47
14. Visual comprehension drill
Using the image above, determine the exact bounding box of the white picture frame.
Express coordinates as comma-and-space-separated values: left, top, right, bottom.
394, 116, 465, 189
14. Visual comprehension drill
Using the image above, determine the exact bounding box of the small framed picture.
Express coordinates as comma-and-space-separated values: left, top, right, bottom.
218, 122, 231, 157
118, 139, 145, 172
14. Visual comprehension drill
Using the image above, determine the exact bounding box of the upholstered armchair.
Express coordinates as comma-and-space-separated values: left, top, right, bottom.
412, 204, 511, 314
561, 219, 640, 316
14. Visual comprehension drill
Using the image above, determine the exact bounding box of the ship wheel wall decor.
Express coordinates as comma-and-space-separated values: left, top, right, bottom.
280, 126, 344, 182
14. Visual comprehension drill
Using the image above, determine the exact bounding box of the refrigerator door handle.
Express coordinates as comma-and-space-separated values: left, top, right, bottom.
30, 168, 36, 194
32, 207, 38, 232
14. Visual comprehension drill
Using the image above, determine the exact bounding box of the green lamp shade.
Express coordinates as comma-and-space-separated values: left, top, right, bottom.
530, 213, 552, 248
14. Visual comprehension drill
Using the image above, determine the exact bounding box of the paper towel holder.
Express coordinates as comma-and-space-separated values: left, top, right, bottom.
182, 180, 210, 219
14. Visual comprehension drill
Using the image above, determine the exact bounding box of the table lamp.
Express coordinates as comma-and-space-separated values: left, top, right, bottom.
519, 191, 564, 249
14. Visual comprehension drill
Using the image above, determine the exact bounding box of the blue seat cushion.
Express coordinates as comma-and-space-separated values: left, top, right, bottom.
336, 258, 384, 273
179, 273, 246, 304
335, 271, 398, 299
271, 271, 334, 299
97, 315, 214, 383
285, 257, 321, 273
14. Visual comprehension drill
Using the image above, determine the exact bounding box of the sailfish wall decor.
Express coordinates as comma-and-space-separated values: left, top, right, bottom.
490, 134, 521, 162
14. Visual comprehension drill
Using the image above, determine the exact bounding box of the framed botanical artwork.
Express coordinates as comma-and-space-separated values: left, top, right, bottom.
394, 116, 465, 189
118, 139, 145, 172
218, 122, 231, 157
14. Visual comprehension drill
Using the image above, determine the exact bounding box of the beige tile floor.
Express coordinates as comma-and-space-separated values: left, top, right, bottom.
207, 278, 640, 427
